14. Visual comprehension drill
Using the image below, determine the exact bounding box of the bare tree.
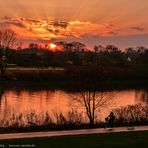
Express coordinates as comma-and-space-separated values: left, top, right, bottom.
73, 88, 113, 125
0, 29, 18, 76
0, 88, 5, 111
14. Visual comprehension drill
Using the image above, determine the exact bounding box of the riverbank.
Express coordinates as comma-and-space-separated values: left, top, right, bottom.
1, 66, 148, 82
0, 103, 147, 135
1, 78, 148, 92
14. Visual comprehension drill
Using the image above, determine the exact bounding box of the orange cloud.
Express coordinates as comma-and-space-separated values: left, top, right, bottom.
0, 16, 148, 45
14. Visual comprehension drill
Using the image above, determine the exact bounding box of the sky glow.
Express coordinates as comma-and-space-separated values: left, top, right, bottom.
0, 0, 148, 48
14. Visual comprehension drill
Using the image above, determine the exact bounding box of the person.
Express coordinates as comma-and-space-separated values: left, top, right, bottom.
127, 118, 135, 130
105, 112, 115, 128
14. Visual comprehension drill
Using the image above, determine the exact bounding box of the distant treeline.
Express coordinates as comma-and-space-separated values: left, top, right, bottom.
7, 45, 148, 68
3, 44, 148, 81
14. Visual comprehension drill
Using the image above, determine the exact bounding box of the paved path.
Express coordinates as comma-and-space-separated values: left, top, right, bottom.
0, 126, 148, 140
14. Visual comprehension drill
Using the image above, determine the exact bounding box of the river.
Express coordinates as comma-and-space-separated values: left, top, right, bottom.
0, 88, 147, 122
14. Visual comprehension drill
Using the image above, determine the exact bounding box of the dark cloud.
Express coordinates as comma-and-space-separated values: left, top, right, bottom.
33, 38, 57, 43
130, 27, 145, 31
26, 18, 41, 23
1, 16, 11, 20
61, 33, 76, 38
0, 22, 7, 27
20, 18, 24, 21
0, 16, 26, 28
108, 31, 118, 35
80, 34, 100, 38
50, 21, 69, 29
1, 21, 25, 28
9, 22, 25, 28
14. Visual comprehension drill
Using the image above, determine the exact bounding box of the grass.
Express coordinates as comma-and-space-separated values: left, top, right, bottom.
7, 67, 65, 71
5, 68, 66, 81
0, 131, 147, 148
0, 110, 87, 133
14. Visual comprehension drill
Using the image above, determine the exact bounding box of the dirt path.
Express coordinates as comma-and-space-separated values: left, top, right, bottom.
0, 126, 148, 140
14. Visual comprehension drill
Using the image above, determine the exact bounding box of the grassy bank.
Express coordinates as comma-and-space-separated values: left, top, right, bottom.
0, 131, 147, 148
5, 68, 66, 81
1, 68, 148, 91
0, 104, 147, 134
1, 66, 148, 82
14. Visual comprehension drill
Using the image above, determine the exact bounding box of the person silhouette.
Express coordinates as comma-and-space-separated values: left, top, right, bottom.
105, 112, 115, 128
109, 112, 115, 128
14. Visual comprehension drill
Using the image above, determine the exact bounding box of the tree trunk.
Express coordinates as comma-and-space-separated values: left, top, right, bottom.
89, 118, 94, 125
0, 58, 7, 77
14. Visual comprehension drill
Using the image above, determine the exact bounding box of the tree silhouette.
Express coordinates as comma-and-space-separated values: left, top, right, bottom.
73, 82, 113, 125
0, 29, 18, 76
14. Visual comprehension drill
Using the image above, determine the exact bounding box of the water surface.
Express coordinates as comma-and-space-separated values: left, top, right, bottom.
0, 88, 148, 121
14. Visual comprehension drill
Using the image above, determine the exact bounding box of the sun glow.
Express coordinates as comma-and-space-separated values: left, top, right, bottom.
49, 43, 56, 50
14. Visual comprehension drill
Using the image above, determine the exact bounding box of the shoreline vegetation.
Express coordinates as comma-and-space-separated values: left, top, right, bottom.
3, 66, 148, 81
0, 104, 147, 134
0, 67, 148, 90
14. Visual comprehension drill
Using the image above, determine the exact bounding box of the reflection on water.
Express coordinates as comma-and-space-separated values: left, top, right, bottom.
135, 90, 148, 104
0, 88, 147, 121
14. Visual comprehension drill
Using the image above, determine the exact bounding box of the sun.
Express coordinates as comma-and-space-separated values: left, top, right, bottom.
49, 43, 56, 50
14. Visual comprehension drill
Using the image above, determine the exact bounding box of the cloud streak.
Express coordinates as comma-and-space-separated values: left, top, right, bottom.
130, 27, 145, 31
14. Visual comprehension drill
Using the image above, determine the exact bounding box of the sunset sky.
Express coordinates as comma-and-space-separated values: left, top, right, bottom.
0, 0, 148, 49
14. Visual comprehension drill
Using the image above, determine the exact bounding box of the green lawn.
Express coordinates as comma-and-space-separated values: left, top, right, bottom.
0, 131, 147, 148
